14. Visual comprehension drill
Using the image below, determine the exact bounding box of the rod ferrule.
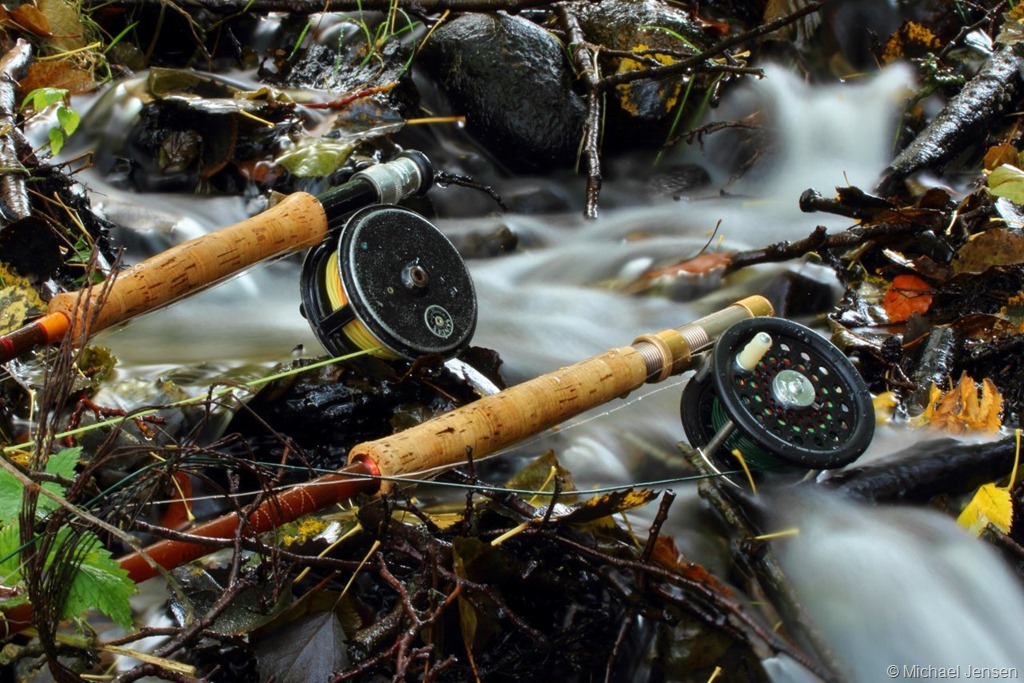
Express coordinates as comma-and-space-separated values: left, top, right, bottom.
351, 151, 434, 203
632, 295, 775, 384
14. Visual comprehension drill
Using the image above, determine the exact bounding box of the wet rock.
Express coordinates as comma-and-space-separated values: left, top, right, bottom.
574, 0, 712, 127
419, 12, 585, 172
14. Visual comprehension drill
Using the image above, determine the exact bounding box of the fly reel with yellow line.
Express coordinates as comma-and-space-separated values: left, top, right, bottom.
300, 204, 477, 361
681, 317, 874, 482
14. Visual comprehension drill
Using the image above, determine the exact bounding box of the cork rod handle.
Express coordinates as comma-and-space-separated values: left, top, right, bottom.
349, 296, 774, 482
47, 192, 329, 339
350, 346, 651, 480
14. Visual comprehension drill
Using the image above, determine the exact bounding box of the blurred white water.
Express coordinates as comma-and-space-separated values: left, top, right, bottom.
79, 60, 1024, 682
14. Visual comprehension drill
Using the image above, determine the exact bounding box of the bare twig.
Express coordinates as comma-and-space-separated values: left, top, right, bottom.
557, 5, 603, 219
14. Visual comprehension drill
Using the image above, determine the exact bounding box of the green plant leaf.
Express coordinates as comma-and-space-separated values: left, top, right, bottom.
0, 447, 80, 523
275, 140, 354, 177
987, 164, 1024, 204
0, 467, 25, 525
56, 105, 79, 136
22, 87, 67, 112
38, 447, 80, 516
48, 127, 65, 156
0, 524, 23, 583
55, 529, 135, 630
46, 447, 80, 479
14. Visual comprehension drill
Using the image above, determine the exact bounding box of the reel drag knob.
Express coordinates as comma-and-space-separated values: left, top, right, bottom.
680, 317, 874, 481
300, 205, 477, 361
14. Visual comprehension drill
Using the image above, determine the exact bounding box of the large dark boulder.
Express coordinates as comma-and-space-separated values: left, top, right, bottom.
419, 12, 586, 172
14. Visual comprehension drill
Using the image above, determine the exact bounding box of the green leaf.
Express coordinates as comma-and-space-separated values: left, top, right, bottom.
48, 128, 65, 156
275, 140, 354, 178
56, 529, 135, 630
56, 105, 79, 136
45, 447, 80, 479
0, 524, 23, 584
0, 448, 79, 524
38, 447, 80, 516
0, 467, 24, 525
22, 87, 67, 112
987, 164, 1024, 204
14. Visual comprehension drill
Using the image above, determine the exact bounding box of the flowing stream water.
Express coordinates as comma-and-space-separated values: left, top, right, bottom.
71, 59, 1024, 681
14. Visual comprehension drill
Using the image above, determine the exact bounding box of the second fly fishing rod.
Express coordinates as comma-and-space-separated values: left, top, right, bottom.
0, 296, 772, 638
0, 150, 476, 364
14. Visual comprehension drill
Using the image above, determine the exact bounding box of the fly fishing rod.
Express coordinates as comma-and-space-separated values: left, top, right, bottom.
0, 295, 773, 638
0, 151, 476, 363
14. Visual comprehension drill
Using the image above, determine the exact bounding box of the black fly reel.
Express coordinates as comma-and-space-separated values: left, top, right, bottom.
681, 317, 874, 482
300, 204, 477, 361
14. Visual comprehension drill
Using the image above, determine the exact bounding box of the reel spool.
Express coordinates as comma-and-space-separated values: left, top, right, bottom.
681, 317, 874, 482
300, 204, 477, 361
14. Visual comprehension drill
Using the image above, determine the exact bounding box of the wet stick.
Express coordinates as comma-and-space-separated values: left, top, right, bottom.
350, 296, 774, 484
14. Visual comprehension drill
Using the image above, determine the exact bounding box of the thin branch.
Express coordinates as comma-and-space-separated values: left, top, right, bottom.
558, 5, 603, 219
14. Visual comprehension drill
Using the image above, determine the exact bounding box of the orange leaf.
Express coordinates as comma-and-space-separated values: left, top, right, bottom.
915, 373, 1003, 434
882, 274, 932, 323
984, 142, 1019, 171
9, 3, 51, 36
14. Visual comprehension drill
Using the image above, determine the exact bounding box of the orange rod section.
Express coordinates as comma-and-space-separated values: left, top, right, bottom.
0, 461, 378, 640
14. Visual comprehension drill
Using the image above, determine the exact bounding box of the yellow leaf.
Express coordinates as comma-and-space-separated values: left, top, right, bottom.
958, 483, 1013, 536
873, 391, 898, 423
957, 428, 1020, 536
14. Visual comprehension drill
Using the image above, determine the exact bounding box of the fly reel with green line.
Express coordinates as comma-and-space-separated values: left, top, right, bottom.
681, 317, 874, 482
300, 204, 477, 361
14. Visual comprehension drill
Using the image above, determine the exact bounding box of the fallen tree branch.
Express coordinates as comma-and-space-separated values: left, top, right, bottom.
723, 220, 932, 274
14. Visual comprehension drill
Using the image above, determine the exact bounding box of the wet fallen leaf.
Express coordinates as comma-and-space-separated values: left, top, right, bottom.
22, 60, 96, 96
882, 274, 932, 322
998, 6, 1024, 45
0, 264, 46, 334
958, 429, 1019, 536
957, 483, 1012, 535
452, 537, 506, 652
38, 0, 85, 50
986, 163, 1024, 204
951, 228, 1024, 275
276, 139, 354, 178
504, 450, 577, 502
650, 536, 732, 597
881, 21, 941, 64
873, 391, 898, 423
913, 373, 1003, 434
7, 4, 51, 37
559, 488, 657, 525
254, 611, 349, 683
984, 142, 1019, 171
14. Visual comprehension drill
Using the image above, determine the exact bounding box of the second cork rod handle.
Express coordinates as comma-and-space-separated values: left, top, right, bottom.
349, 296, 774, 484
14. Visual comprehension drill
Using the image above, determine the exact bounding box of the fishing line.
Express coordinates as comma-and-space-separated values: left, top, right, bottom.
139, 467, 745, 509
319, 249, 401, 360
